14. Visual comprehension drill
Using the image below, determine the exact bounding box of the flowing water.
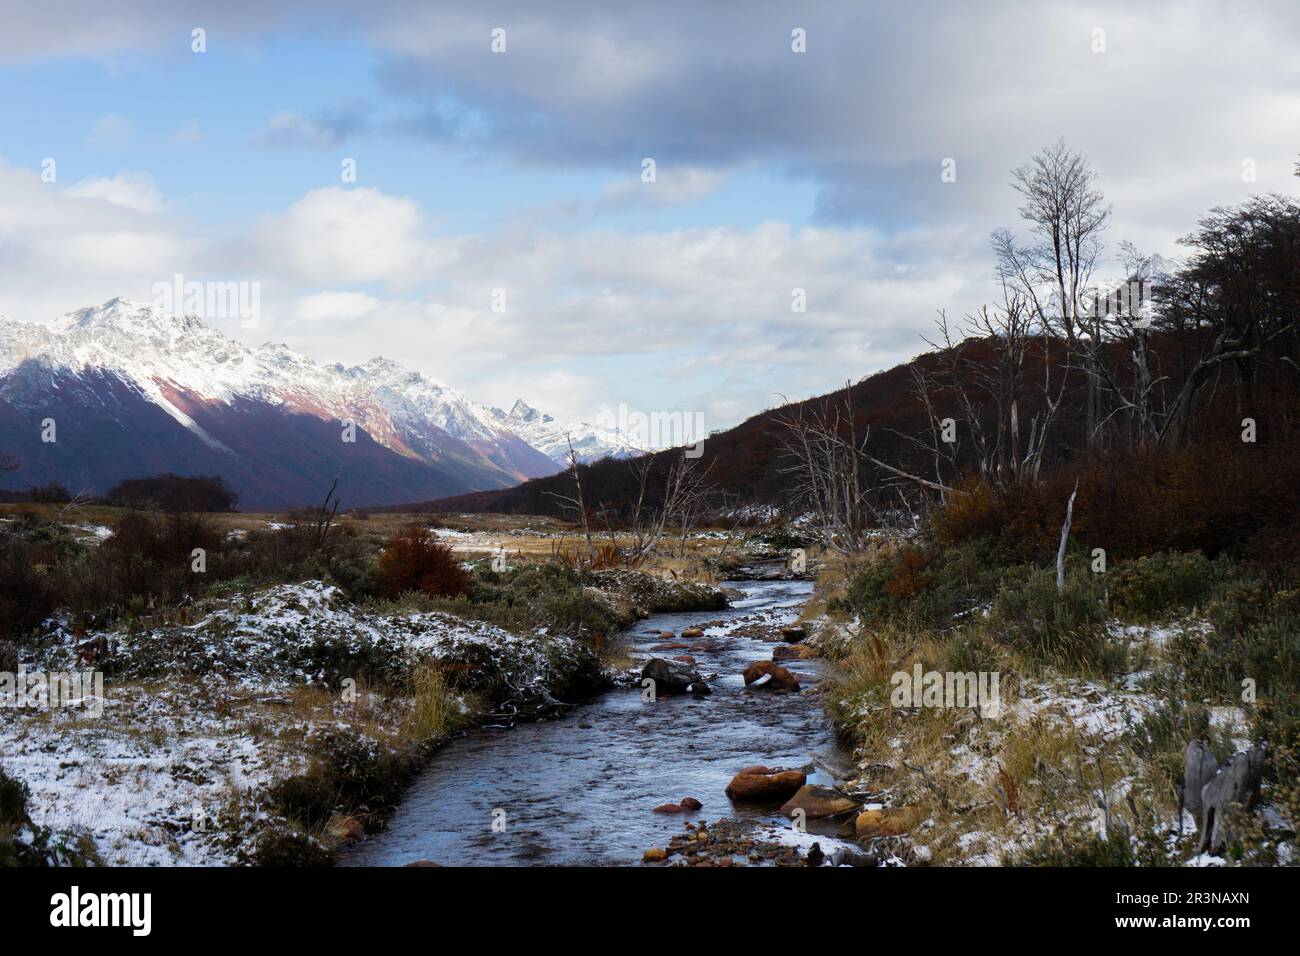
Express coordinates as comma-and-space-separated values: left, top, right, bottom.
345, 579, 847, 866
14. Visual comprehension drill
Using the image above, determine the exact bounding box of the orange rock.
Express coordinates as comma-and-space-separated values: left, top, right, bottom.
780, 785, 858, 819
643, 847, 668, 863
653, 802, 684, 814
725, 769, 807, 802
742, 660, 800, 692
679, 796, 703, 810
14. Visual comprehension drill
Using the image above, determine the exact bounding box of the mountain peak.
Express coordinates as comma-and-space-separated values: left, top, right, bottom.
49, 297, 200, 337
507, 398, 543, 423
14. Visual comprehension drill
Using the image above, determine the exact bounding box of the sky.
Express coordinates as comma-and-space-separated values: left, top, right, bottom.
0, 0, 1297, 432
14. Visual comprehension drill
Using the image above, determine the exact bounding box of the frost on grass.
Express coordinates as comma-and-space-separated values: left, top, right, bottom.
3, 581, 598, 866
825, 606, 1276, 867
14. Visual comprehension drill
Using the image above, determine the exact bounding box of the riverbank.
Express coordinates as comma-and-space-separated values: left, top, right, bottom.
0, 567, 729, 866
807, 541, 1295, 867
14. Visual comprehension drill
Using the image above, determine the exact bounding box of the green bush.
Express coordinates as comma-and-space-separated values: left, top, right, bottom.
1107, 551, 1229, 620
0, 766, 30, 826
989, 563, 1121, 674
842, 539, 1006, 629
246, 828, 332, 867
1010, 827, 1138, 867
944, 632, 1000, 674
271, 728, 415, 831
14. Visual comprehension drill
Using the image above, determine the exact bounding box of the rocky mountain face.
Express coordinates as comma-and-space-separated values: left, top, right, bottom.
0, 299, 631, 509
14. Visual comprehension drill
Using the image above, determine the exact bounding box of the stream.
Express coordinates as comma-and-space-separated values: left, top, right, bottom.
344, 578, 848, 866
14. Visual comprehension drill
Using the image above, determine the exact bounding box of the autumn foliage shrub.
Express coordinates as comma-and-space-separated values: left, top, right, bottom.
375, 526, 471, 599
933, 441, 1300, 570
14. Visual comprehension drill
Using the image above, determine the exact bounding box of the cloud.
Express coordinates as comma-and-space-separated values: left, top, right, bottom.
66, 172, 166, 213
4, 1, 1300, 429
249, 186, 456, 285
260, 108, 367, 148
596, 166, 728, 209
85, 113, 133, 150
0, 160, 200, 323
294, 291, 380, 322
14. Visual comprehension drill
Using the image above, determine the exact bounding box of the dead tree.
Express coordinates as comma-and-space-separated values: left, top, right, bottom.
777, 390, 883, 552
996, 139, 1111, 451
545, 434, 594, 553
1055, 479, 1078, 593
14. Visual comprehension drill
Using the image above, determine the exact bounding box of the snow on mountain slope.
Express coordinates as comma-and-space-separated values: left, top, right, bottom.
495, 399, 640, 466
342, 359, 560, 480
0, 298, 629, 505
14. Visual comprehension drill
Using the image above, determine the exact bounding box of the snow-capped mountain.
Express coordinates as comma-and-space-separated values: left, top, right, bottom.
493, 399, 640, 466
0, 299, 628, 508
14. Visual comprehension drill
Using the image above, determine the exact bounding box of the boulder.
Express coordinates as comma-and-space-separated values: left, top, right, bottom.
679, 796, 703, 811
681, 627, 705, 638
781, 626, 807, 643
642, 847, 668, 863
641, 657, 710, 696
772, 644, 816, 662
855, 807, 924, 838
725, 768, 807, 802
780, 785, 859, 819
742, 660, 800, 692
829, 847, 877, 867
653, 803, 685, 814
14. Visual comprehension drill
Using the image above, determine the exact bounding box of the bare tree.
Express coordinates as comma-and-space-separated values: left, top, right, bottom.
545, 434, 594, 552
996, 140, 1111, 449
777, 389, 884, 552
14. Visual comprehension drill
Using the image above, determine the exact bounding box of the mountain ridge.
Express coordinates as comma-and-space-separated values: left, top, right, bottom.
0, 299, 634, 508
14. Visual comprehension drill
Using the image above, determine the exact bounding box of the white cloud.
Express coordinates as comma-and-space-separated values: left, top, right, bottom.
85, 113, 133, 150
250, 186, 456, 285
596, 166, 728, 209
262, 111, 345, 148
66, 172, 166, 213
294, 291, 380, 323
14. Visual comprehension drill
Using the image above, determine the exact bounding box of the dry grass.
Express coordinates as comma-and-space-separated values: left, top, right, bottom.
402, 662, 461, 742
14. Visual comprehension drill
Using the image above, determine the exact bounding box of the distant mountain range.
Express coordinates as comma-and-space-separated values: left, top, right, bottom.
0, 299, 637, 509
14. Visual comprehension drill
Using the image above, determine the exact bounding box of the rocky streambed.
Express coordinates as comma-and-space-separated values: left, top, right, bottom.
344, 579, 860, 867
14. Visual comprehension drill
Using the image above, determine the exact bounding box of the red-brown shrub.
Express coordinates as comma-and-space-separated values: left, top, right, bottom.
934, 439, 1300, 570
375, 526, 472, 599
